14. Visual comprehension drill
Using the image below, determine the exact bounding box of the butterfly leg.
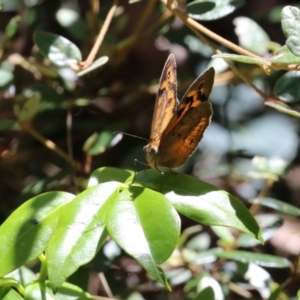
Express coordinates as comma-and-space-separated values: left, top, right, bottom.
155, 166, 165, 192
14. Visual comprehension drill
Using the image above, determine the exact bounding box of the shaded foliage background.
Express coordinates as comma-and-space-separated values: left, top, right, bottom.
1, 0, 300, 299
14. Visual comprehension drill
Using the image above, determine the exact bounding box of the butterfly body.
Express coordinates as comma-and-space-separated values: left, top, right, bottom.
144, 54, 214, 171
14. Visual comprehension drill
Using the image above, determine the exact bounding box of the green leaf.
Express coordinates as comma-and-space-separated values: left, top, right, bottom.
47, 181, 122, 288
249, 197, 300, 216
135, 170, 262, 242
212, 53, 269, 65
234, 17, 270, 55
13, 93, 40, 122
274, 71, 300, 102
281, 6, 300, 56
33, 31, 82, 67
216, 251, 292, 268
0, 192, 75, 277
252, 156, 288, 176
197, 273, 223, 299
187, 0, 245, 21
106, 186, 181, 289
271, 45, 300, 64
168, 190, 262, 241
77, 56, 109, 77
24, 281, 94, 300
265, 101, 300, 117
237, 214, 283, 247
83, 123, 127, 156
194, 286, 214, 300
0, 120, 16, 130
0, 288, 23, 300
4, 267, 36, 286
0, 69, 13, 87
186, 2, 215, 17
88, 166, 134, 187
23, 85, 65, 111
4, 16, 20, 39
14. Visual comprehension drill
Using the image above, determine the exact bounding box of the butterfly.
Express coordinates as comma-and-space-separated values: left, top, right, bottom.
143, 54, 214, 171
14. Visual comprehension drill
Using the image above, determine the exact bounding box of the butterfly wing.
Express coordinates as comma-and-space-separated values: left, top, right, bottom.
156, 67, 215, 168
144, 54, 178, 167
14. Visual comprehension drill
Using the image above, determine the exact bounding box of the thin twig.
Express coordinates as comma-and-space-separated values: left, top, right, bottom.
112, 0, 157, 67
20, 121, 84, 172
163, 0, 277, 102
81, 0, 119, 69
163, 0, 267, 61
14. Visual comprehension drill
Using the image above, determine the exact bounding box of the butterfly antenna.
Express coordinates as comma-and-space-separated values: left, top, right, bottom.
113, 131, 149, 143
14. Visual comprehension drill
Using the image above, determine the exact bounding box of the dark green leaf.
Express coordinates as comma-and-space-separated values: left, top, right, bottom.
194, 286, 214, 300
186, 2, 215, 16
0, 120, 16, 130
23, 85, 65, 111
83, 123, 128, 156
13, 93, 40, 122
0, 192, 75, 277
33, 31, 82, 67
274, 71, 300, 102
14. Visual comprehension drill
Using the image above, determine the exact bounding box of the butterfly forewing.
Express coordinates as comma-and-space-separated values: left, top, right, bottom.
145, 54, 178, 151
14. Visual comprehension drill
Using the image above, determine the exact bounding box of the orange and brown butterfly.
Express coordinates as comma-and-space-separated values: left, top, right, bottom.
143, 54, 215, 171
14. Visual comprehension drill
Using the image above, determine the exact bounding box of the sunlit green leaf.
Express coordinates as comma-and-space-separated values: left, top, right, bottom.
33, 31, 82, 67
281, 6, 300, 56
24, 281, 94, 300
234, 17, 270, 55
135, 170, 262, 242
187, 0, 245, 21
47, 182, 121, 288
106, 186, 181, 289
0, 192, 75, 277
88, 166, 134, 187
271, 45, 300, 64
77, 56, 109, 77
